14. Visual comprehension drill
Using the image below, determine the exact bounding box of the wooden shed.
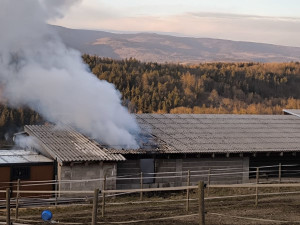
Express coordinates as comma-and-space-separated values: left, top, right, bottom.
24, 125, 125, 192
0, 150, 54, 198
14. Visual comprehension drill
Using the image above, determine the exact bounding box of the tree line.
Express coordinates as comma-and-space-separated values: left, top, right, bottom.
1, 56, 300, 145
0, 106, 42, 146
83, 55, 300, 114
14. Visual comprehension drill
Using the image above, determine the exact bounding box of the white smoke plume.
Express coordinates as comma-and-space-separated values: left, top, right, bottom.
14, 135, 40, 150
0, 0, 140, 149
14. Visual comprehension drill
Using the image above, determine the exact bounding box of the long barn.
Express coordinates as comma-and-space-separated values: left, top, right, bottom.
18, 110, 300, 191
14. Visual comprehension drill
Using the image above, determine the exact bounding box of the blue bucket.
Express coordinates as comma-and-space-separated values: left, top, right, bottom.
41, 210, 53, 221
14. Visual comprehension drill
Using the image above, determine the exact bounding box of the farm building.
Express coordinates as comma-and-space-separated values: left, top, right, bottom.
0, 149, 54, 197
20, 111, 300, 191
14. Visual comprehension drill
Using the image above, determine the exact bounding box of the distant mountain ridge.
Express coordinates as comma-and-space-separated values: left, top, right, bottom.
53, 25, 300, 63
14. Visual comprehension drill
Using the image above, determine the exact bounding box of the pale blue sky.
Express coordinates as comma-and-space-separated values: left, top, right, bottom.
90, 0, 300, 17
53, 0, 300, 47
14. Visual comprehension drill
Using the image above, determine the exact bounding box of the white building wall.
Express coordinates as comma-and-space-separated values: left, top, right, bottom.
58, 162, 117, 192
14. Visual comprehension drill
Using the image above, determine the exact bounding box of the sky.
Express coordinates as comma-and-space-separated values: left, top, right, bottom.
52, 0, 300, 47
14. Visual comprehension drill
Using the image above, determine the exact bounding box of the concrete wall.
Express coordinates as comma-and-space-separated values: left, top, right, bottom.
117, 157, 249, 189
57, 157, 249, 191
58, 162, 117, 192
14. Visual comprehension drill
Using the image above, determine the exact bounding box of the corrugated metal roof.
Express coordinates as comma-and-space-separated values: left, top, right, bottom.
0, 150, 53, 164
24, 113, 300, 157
24, 125, 125, 163
128, 114, 300, 154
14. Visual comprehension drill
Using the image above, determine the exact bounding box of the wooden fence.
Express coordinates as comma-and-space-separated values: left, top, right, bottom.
2, 180, 300, 225
1, 163, 300, 225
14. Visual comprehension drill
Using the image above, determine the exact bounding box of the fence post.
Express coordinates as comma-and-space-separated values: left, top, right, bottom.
58, 178, 61, 198
102, 175, 106, 217
256, 167, 259, 184
255, 167, 259, 206
15, 179, 20, 221
6, 188, 10, 225
140, 172, 143, 201
278, 163, 282, 183
198, 181, 205, 225
278, 163, 282, 192
92, 188, 99, 225
55, 175, 58, 206
207, 168, 211, 196
186, 170, 190, 212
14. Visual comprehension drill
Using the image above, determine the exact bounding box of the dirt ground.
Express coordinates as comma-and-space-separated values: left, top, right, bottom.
1, 187, 300, 225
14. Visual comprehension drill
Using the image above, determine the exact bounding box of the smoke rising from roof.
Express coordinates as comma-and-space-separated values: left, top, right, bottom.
14, 135, 40, 150
0, 0, 140, 149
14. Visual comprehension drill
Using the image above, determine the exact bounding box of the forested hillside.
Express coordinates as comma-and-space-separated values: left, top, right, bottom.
0, 107, 42, 146
83, 55, 300, 114
1, 56, 300, 146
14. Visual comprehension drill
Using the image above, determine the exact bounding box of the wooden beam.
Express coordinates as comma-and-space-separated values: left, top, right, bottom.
278, 163, 282, 184
186, 170, 190, 212
91, 189, 99, 225
255, 168, 259, 206
102, 175, 106, 217
140, 172, 143, 201
15, 179, 20, 221
6, 188, 10, 225
198, 181, 205, 225
207, 168, 211, 196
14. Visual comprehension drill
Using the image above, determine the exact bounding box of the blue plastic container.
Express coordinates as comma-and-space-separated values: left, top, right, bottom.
41, 210, 53, 221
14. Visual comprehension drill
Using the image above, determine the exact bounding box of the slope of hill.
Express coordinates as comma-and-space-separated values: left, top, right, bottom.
53, 25, 300, 63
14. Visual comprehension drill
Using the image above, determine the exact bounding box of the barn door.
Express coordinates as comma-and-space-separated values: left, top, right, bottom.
140, 159, 154, 184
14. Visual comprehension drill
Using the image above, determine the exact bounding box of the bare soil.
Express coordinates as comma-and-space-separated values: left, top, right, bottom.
1, 187, 300, 225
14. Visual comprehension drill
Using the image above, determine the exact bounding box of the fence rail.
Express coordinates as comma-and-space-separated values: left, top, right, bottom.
1, 180, 300, 224
1, 162, 300, 188
1, 163, 300, 224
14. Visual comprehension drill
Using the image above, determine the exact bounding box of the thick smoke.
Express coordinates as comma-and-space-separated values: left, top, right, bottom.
14, 135, 40, 150
0, 0, 140, 149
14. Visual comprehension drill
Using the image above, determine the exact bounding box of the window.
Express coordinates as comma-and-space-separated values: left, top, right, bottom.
11, 166, 30, 180
140, 159, 155, 184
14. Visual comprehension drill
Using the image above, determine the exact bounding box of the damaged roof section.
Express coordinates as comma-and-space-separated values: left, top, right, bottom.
25, 113, 300, 160
24, 125, 126, 163
133, 114, 300, 154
